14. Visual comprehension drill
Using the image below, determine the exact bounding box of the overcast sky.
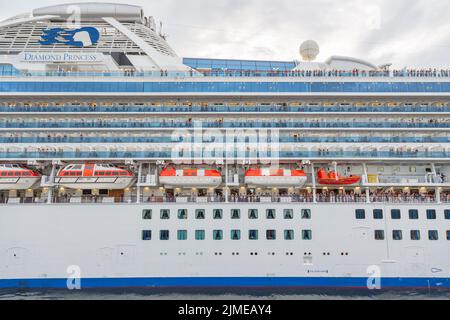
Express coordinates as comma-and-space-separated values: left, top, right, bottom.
1, 0, 450, 68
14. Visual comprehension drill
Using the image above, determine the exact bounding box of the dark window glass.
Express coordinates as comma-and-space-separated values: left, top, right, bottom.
410, 230, 421, 240
426, 210, 436, 220
302, 230, 312, 240
160, 209, 170, 219
213, 230, 223, 240
355, 209, 365, 219
249, 230, 258, 240
392, 230, 402, 240
374, 230, 385, 240
231, 230, 241, 240
266, 230, 276, 240
160, 230, 169, 240
249, 209, 258, 219
231, 209, 240, 219
301, 209, 311, 219
284, 230, 294, 240
428, 230, 439, 241
391, 209, 401, 220
178, 209, 187, 219
266, 209, 276, 219
142, 209, 152, 220
213, 209, 223, 219
373, 209, 383, 220
283, 209, 293, 219
445, 210, 450, 220
195, 209, 205, 220
142, 230, 151, 240
409, 209, 419, 220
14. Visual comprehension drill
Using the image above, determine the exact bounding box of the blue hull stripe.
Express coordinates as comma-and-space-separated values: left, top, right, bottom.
0, 277, 449, 289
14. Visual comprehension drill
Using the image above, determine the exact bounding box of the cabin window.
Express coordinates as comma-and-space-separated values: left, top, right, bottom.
374, 230, 385, 240
284, 230, 294, 240
266, 209, 276, 219
355, 209, 365, 219
231, 230, 241, 240
392, 230, 403, 240
302, 230, 312, 240
373, 209, 383, 220
248, 209, 258, 219
160, 230, 170, 240
249, 230, 259, 240
213, 230, 223, 240
178, 209, 188, 219
195, 209, 205, 220
142, 230, 152, 241
410, 230, 421, 241
195, 230, 205, 240
445, 210, 450, 220
428, 230, 439, 241
301, 209, 311, 219
426, 209, 436, 220
283, 209, 293, 219
409, 209, 419, 220
98, 172, 105, 176
142, 209, 152, 220
390, 209, 401, 219
213, 209, 223, 219
266, 230, 276, 240
160, 209, 170, 219
447, 231, 450, 240
231, 209, 240, 219
177, 230, 188, 241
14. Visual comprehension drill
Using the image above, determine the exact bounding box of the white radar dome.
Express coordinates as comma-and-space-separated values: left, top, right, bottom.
300, 40, 320, 62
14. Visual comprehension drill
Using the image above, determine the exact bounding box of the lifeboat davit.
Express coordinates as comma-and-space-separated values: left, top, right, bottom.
317, 169, 361, 185
245, 168, 307, 188
0, 164, 41, 190
56, 164, 135, 189
159, 167, 222, 188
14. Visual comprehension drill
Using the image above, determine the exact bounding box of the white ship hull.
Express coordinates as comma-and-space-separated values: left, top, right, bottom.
55, 177, 135, 190
0, 203, 448, 290
0, 178, 40, 190
245, 176, 307, 188
159, 176, 223, 188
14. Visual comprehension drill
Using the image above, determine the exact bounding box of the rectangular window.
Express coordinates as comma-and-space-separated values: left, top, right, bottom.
302, 230, 312, 240
392, 230, 403, 240
410, 230, 421, 240
447, 230, 450, 240
283, 209, 293, 219
213, 230, 223, 240
391, 209, 401, 220
428, 230, 439, 241
409, 209, 419, 220
249, 230, 259, 240
301, 209, 311, 219
374, 230, 385, 240
373, 209, 383, 220
177, 230, 188, 240
195, 230, 205, 240
445, 210, 450, 220
231, 209, 241, 219
231, 230, 241, 240
266, 230, 276, 240
213, 209, 223, 219
195, 209, 205, 220
160, 209, 170, 220
248, 209, 258, 219
355, 209, 365, 219
142, 209, 152, 220
284, 230, 294, 240
142, 230, 152, 240
160, 230, 169, 240
426, 209, 436, 220
266, 209, 276, 219
178, 209, 188, 219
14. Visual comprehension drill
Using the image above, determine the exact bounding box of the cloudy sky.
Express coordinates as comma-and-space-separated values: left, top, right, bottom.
1, 0, 449, 68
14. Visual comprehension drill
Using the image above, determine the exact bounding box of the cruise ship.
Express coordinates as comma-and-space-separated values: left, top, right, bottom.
0, 2, 449, 290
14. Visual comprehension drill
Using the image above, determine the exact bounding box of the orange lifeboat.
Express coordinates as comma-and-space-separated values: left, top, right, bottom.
0, 164, 41, 190
56, 164, 134, 189
317, 169, 361, 185
245, 168, 307, 188
159, 167, 222, 188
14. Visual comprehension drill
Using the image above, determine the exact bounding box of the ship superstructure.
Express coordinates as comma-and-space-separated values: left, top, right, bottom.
0, 3, 449, 290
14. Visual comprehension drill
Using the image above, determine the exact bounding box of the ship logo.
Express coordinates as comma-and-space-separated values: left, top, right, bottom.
39, 27, 100, 47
